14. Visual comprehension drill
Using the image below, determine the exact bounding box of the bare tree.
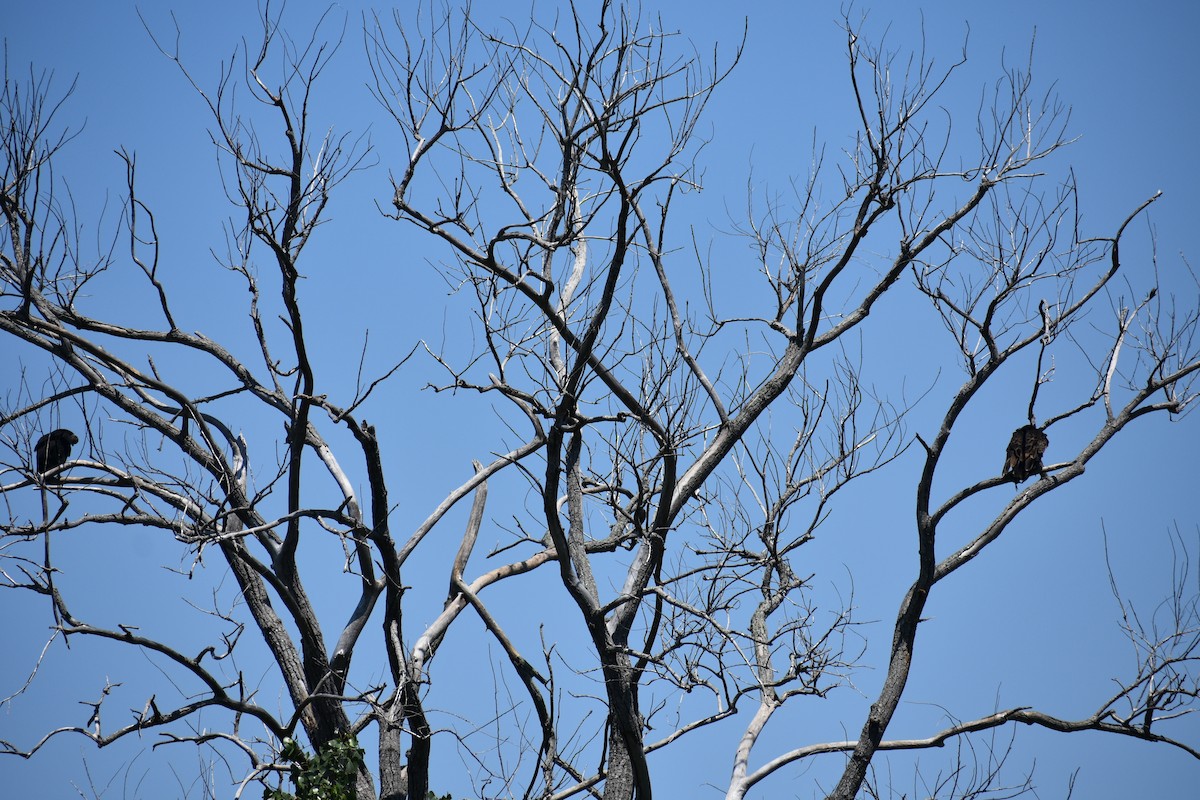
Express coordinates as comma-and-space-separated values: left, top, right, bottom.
2, 3, 1198, 800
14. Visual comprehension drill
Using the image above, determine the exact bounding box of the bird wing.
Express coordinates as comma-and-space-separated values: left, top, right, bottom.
1003, 431, 1023, 474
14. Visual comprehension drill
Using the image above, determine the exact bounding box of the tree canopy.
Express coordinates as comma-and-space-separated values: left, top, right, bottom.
2, 2, 1199, 799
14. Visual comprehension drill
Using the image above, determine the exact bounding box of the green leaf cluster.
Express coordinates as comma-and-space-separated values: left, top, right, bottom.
265, 735, 365, 800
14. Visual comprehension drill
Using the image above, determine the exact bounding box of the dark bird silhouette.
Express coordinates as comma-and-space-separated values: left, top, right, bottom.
1003, 424, 1048, 484
35, 428, 79, 478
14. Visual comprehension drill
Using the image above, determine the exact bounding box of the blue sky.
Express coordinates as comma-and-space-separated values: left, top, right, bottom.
2, 1, 1199, 798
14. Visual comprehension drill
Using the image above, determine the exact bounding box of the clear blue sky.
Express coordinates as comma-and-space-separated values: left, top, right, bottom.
2, 1, 1198, 798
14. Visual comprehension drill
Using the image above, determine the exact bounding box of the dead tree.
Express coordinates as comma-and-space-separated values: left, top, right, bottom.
2, 4, 1198, 800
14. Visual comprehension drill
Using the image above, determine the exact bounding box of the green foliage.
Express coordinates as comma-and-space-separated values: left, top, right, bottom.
264, 735, 365, 800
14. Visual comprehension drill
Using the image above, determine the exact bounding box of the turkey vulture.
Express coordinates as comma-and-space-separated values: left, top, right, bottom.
35, 428, 79, 479
1003, 424, 1048, 484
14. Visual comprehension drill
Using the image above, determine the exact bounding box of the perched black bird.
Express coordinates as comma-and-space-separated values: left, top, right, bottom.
35, 429, 79, 478
1003, 424, 1048, 484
